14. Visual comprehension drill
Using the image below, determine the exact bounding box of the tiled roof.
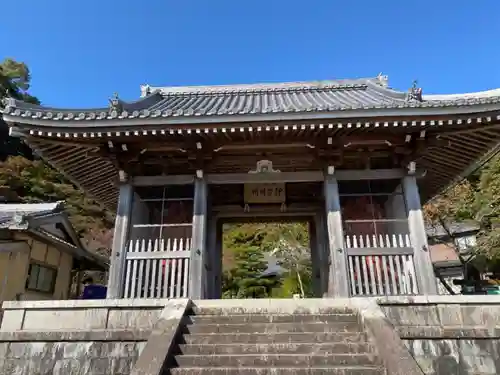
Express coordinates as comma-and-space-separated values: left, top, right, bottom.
0, 202, 64, 228
3, 75, 500, 123
0, 201, 108, 270
426, 221, 480, 238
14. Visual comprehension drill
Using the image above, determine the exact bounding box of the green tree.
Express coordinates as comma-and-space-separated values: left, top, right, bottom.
223, 245, 279, 298
265, 223, 313, 297
221, 222, 313, 298
0, 58, 39, 103
471, 156, 500, 261
0, 58, 114, 257
0, 58, 40, 159
0, 156, 114, 255
424, 154, 500, 271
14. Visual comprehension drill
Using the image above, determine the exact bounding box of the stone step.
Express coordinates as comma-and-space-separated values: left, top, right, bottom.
178, 342, 373, 355
186, 313, 360, 324
183, 321, 362, 334
174, 354, 377, 367
182, 332, 367, 345
190, 307, 356, 316
168, 366, 386, 375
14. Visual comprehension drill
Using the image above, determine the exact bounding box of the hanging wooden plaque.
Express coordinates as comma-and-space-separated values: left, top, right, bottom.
244, 183, 286, 204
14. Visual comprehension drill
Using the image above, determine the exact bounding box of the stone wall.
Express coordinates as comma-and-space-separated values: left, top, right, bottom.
379, 295, 500, 375
0, 299, 170, 375
2, 296, 500, 375
0, 335, 146, 375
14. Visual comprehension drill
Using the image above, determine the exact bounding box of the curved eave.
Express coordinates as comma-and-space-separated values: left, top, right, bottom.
21, 138, 119, 211
4, 99, 500, 132
2, 93, 164, 114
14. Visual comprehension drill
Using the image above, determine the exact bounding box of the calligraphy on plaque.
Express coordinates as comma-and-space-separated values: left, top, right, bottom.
244, 183, 286, 204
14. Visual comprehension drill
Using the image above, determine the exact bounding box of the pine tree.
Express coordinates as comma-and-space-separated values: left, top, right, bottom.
224, 245, 279, 298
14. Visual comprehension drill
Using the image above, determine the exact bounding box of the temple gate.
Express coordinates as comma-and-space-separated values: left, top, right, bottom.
4, 75, 500, 299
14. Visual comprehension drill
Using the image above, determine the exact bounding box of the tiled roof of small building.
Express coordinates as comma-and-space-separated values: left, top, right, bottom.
0, 201, 107, 270
426, 221, 480, 238
0, 202, 64, 228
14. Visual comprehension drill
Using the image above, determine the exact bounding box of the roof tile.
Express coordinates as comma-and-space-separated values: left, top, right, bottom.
7, 76, 500, 122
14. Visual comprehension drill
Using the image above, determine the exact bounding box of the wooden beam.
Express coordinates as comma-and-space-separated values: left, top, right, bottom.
125, 251, 191, 260
213, 203, 320, 218
130, 168, 426, 186
346, 247, 414, 256
334, 168, 423, 180
208, 171, 323, 184
91, 134, 412, 157
131, 175, 195, 186
209, 169, 421, 183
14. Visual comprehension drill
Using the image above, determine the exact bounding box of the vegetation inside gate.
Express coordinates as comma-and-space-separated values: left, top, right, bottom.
221, 222, 313, 298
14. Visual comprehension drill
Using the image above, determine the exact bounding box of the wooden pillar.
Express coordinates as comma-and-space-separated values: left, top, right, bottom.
308, 217, 321, 297
402, 174, 438, 295
205, 214, 217, 299
314, 212, 328, 297
189, 172, 208, 299
107, 182, 133, 298
324, 170, 350, 298
214, 220, 223, 299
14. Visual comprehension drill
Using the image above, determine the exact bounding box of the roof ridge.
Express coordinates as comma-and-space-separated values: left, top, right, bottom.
0, 201, 64, 212
146, 77, 379, 96
424, 88, 500, 101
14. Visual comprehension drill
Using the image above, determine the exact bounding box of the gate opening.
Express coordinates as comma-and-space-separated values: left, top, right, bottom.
221, 219, 314, 299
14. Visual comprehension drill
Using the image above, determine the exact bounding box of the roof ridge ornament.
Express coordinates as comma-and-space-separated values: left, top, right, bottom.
108, 92, 123, 113
376, 73, 389, 87
406, 80, 423, 102
1, 89, 15, 109
141, 84, 152, 97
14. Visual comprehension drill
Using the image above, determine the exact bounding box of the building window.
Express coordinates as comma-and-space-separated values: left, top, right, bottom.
26, 262, 57, 294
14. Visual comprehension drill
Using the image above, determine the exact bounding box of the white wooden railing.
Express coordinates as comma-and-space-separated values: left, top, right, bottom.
345, 233, 419, 296
123, 238, 191, 298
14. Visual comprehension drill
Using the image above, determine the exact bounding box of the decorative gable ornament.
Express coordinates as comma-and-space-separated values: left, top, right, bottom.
108, 92, 123, 113
406, 80, 423, 102
1, 90, 15, 109
248, 160, 281, 174
12, 213, 23, 225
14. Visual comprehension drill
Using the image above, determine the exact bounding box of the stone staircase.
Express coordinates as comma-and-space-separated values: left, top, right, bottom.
165, 306, 387, 375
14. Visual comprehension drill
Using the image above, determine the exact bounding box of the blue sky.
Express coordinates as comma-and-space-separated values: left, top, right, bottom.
2, 1, 499, 108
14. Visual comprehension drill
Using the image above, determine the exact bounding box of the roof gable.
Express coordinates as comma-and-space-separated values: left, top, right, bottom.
0, 202, 107, 270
